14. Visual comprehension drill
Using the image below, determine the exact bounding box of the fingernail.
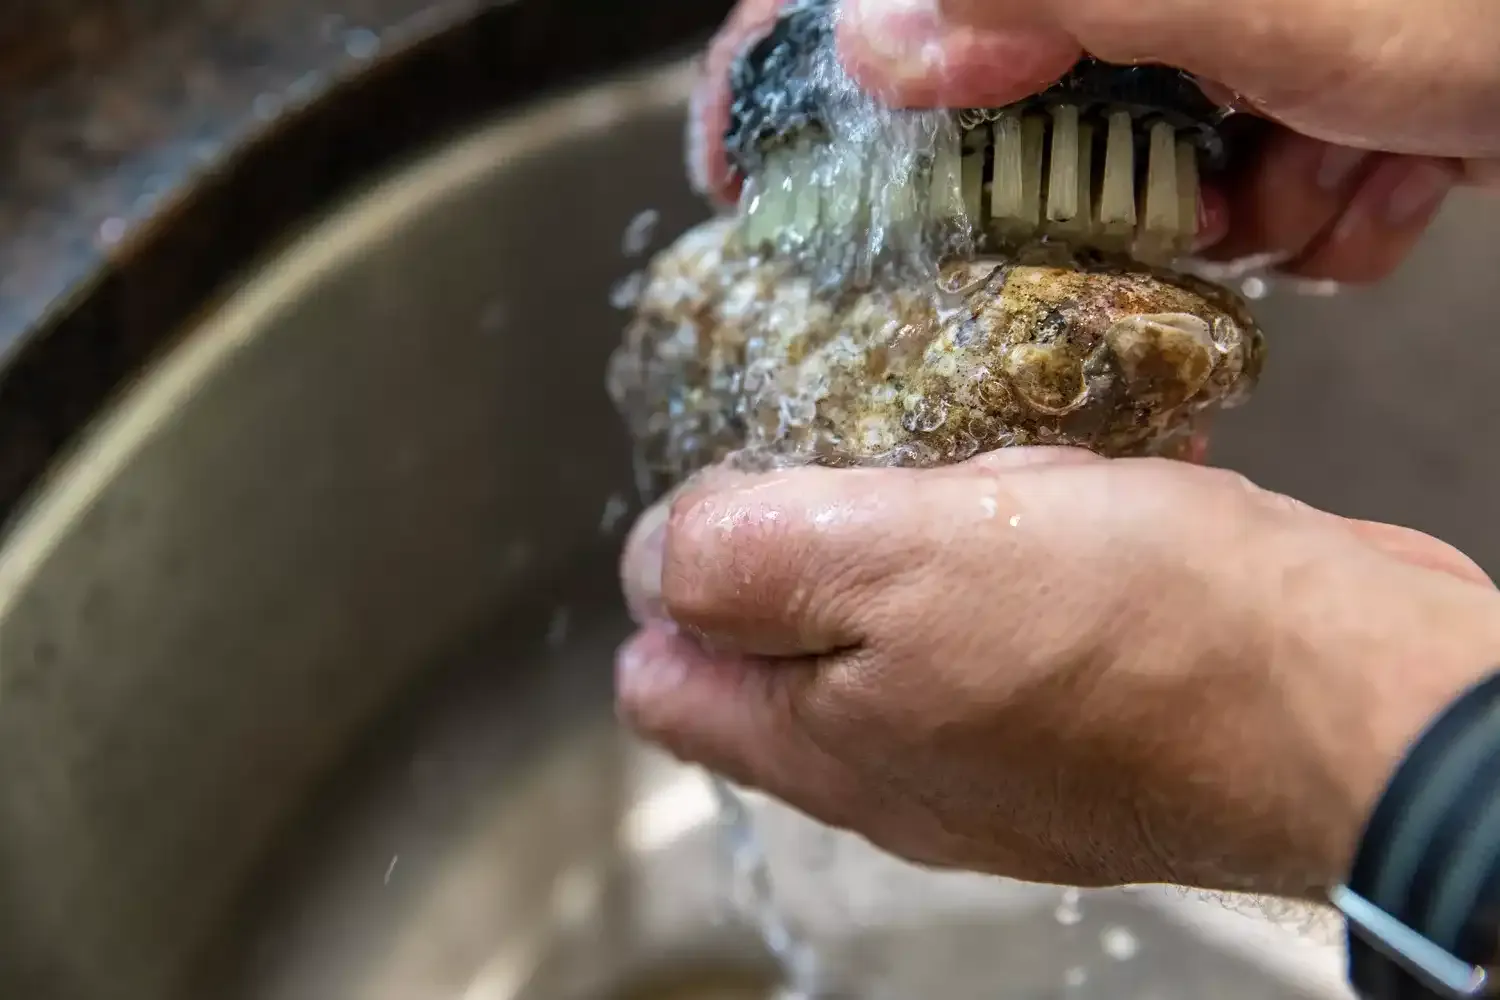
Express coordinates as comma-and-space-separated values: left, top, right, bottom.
624, 502, 669, 625
1316, 145, 1370, 193
1382, 160, 1454, 227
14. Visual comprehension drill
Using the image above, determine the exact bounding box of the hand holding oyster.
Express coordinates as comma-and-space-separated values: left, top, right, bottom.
608, 0, 1264, 493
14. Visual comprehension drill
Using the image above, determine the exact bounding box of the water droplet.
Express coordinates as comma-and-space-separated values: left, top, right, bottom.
252, 93, 281, 121
344, 28, 380, 60
611, 272, 646, 310
1101, 925, 1139, 961
1008, 514, 1022, 528
1240, 276, 1269, 299
891, 442, 940, 467
945, 433, 977, 461
779, 393, 818, 429
1055, 888, 1083, 926
288, 71, 322, 104
599, 493, 630, 534
384, 855, 399, 885
979, 496, 998, 518
900, 395, 949, 433
621, 209, 661, 257
98, 217, 127, 246
1063, 967, 1088, 989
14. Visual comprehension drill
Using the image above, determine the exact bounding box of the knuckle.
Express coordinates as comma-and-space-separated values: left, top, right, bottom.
657, 489, 746, 624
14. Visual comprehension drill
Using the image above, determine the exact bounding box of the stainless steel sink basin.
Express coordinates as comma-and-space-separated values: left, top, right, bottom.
3, 47, 1500, 1000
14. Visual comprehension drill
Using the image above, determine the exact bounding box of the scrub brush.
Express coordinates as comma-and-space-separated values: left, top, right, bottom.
724, 0, 1230, 270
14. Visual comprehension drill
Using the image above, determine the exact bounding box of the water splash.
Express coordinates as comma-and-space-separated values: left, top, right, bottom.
1101, 925, 1140, 960
611, 271, 648, 310
1055, 888, 1084, 926
735, 0, 975, 293
599, 492, 631, 534
622, 209, 662, 258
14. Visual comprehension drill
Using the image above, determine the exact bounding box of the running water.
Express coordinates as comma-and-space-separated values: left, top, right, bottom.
678, 5, 970, 992
711, 777, 832, 998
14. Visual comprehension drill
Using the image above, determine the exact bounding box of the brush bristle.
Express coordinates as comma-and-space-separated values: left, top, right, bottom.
738, 103, 1205, 269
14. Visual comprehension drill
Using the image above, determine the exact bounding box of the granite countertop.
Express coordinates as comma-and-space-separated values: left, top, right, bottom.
0, 0, 486, 347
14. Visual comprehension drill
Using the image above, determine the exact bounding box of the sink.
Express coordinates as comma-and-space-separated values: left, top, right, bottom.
3, 31, 1500, 1000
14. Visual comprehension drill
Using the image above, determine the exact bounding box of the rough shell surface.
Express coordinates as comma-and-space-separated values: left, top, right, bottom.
608, 218, 1264, 495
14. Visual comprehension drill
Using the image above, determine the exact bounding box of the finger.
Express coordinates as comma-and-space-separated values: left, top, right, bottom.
688, 0, 791, 204
935, 0, 1367, 79
1242, 484, 1496, 588
621, 463, 787, 627
1203, 131, 1374, 266
837, 0, 1079, 109
658, 466, 923, 656
626, 450, 1093, 639
656, 451, 1116, 658
622, 501, 670, 625
1284, 156, 1457, 283
615, 623, 863, 826
925, 0, 1500, 158
1343, 520, 1495, 589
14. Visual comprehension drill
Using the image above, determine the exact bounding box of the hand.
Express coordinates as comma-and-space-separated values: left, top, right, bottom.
615, 450, 1500, 895
688, 0, 1500, 283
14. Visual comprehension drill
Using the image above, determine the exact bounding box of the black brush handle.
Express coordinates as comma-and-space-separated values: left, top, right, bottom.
724, 0, 834, 175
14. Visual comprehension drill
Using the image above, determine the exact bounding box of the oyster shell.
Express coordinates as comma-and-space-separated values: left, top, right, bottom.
608, 218, 1263, 494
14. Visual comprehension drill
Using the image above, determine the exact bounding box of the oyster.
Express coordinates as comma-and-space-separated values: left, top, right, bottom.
608, 0, 1264, 496
608, 217, 1264, 494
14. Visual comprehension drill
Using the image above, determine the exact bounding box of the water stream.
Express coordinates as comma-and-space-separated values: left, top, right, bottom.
710, 776, 831, 999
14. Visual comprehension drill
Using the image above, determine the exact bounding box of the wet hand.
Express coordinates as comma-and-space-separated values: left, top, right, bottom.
615, 450, 1500, 894
689, 0, 1500, 283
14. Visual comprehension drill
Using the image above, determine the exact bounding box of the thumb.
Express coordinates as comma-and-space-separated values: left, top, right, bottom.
850, 0, 1500, 158
626, 448, 1097, 659
838, 0, 1078, 109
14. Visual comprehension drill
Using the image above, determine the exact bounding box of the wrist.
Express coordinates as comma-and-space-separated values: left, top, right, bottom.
1340, 667, 1500, 998
1278, 557, 1500, 897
